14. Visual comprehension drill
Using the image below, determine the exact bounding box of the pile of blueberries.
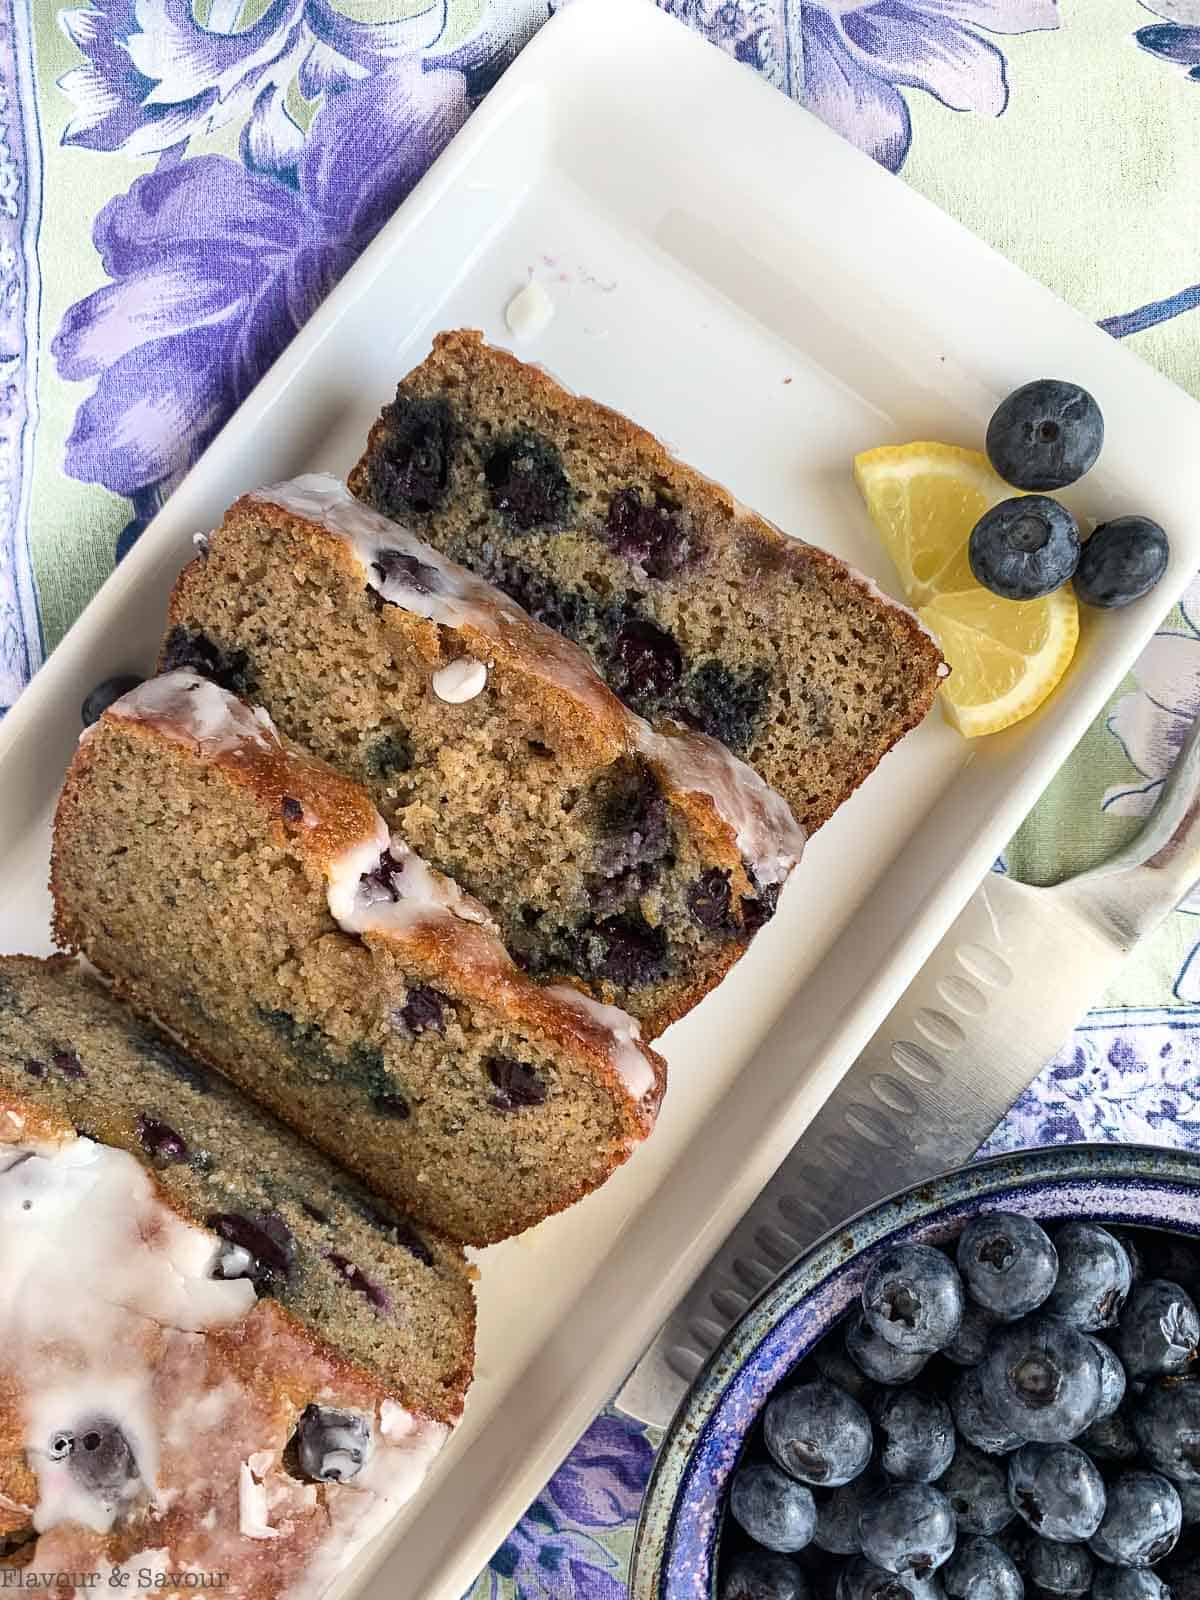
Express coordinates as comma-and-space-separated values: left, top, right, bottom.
969, 379, 1169, 609
719, 1214, 1200, 1600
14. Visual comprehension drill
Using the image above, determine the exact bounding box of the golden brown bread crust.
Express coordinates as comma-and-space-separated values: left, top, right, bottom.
163, 492, 761, 1037
50, 689, 667, 1243
350, 329, 944, 833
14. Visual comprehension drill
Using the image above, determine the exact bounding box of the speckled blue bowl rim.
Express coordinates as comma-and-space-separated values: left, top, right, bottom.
629, 1144, 1200, 1600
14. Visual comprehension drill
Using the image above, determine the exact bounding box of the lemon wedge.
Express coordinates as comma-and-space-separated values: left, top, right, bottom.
854, 442, 1078, 738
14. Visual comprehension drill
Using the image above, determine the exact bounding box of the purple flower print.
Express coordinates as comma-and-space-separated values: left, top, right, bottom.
468, 1413, 654, 1599
1135, 2, 1200, 82
800, 1, 1060, 172
52, 61, 467, 508
57, 0, 453, 160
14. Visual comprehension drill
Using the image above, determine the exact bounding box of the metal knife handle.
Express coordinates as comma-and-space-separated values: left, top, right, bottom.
1062, 708, 1200, 944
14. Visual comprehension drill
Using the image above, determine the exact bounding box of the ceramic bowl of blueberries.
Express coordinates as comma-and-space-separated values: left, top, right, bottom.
629, 1143, 1200, 1600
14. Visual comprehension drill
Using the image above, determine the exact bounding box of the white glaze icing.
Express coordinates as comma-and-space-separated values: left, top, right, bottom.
108, 670, 279, 755
0, 1132, 255, 1534
325, 824, 498, 939
544, 986, 655, 1103
633, 719, 805, 889
431, 656, 488, 704
239, 1460, 282, 1539
504, 280, 555, 341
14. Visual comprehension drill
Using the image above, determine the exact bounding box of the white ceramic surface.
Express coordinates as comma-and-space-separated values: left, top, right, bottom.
3, 2, 1200, 1596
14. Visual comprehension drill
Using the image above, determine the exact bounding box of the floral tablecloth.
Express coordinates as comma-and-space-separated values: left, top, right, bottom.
3, 0, 1200, 1594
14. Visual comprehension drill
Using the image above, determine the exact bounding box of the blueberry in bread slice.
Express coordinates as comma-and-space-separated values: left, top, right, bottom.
348, 330, 945, 834
0, 955, 472, 1594
162, 475, 805, 1036
51, 673, 665, 1245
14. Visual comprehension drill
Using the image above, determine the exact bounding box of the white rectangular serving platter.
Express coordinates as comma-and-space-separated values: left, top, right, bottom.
4, 1, 1200, 1594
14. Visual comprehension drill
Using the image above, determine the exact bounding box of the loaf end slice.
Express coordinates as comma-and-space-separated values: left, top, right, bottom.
0, 955, 474, 1595
349, 329, 946, 833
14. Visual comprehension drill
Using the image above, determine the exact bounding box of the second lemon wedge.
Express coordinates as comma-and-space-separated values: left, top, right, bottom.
854, 442, 1078, 738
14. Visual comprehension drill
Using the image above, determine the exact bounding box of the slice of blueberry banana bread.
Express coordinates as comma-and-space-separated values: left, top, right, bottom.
348, 330, 946, 834
51, 672, 665, 1246
0, 955, 472, 1598
161, 474, 805, 1036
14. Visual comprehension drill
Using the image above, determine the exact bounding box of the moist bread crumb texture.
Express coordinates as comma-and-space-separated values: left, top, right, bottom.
348, 330, 944, 833
0, 956, 472, 1597
161, 478, 805, 1036
50, 674, 665, 1246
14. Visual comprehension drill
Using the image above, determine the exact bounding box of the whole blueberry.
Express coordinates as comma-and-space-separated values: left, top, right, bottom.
943, 1302, 1000, 1368
1089, 1472, 1182, 1568
846, 1314, 930, 1385
835, 1558, 942, 1600
862, 1244, 964, 1355
1027, 1537, 1093, 1596
957, 1214, 1058, 1319
1048, 1221, 1133, 1330
1133, 1379, 1200, 1482
1074, 517, 1169, 610
293, 1406, 372, 1483
950, 1367, 1025, 1456
1113, 1279, 1200, 1379
1007, 1442, 1106, 1542
981, 1315, 1103, 1442
1092, 1572, 1173, 1600
937, 1440, 1014, 1536
82, 674, 144, 727
985, 379, 1104, 491
814, 1338, 881, 1405
1079, 1402, 1140, 1464
813, 1471, 883, 1556
875, 1389, 956, 1483
941, 1536, 1022, 1600
858, 1483, 957, 1577
730, 1458, 818, 1552
722, 1548, 811, 1600
69, 1417, 139, 1499
968, 495, 1080, 601
1089, 1335, 1128, 1420
764, 1381, 873, 1487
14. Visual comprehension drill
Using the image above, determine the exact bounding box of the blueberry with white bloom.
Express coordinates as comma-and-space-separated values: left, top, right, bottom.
875, 1389, 956, 1483
950, 1367, 1024, 1456
937, 1440, 1013, 1536
981, 1316, 1103, 1442
1028, 1537, 1093, 1596
730, 1458, 818, 1552
1007, 1442, 1106, 1543
813, 1471, 883, 1556
1114, 1280, 1200, 1380
835, 1558, 941, 1600
1089, 1472, 1181, 1569
858, 1483, 957, 1578
846, 1315, 930, 1386
941, 1536, 1022, 1600
1089, 1336, 1128, 1420
862, 1244, 964, 1355
1080, 1403, 1140, 1465
957, 1214, 1058, 1319
943, 1301, 1000, 1368
1133, 1380, 1200, 1483
765, 1382, 873, 1488
1048, 1222, 1132, 1330
722, 1547, 811, 1600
